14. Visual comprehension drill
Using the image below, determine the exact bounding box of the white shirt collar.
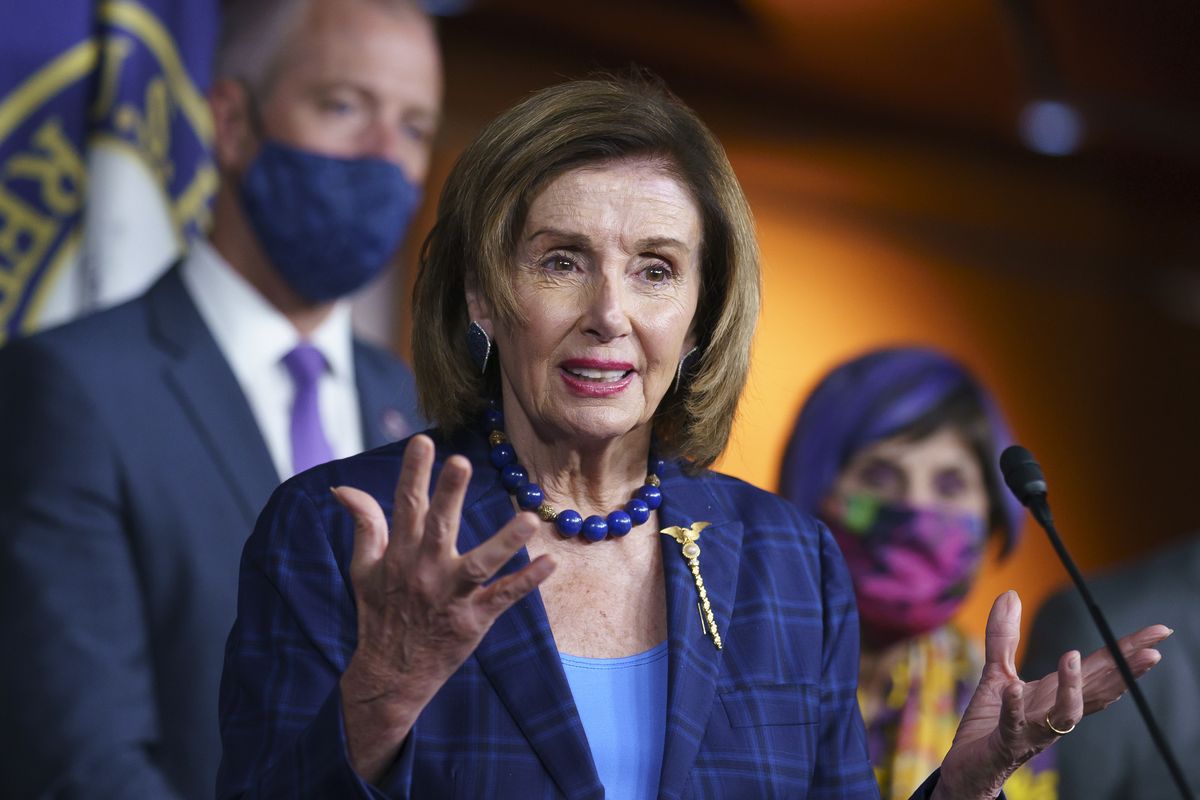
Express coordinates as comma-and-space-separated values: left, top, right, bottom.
180, 239, 363, 480
181, 238, 354, 376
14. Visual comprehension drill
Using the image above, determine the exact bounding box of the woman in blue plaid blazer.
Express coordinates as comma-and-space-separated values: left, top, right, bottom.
217, 76, 1169, 800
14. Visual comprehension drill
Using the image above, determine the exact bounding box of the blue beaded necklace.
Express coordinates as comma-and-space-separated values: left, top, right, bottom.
483, 403, 664, 542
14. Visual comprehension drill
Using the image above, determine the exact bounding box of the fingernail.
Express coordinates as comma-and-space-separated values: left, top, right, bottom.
1070, 652, 1080, 669
330, 486, 342, 500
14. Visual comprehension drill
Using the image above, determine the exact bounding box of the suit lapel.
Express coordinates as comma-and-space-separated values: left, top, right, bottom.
451, 438, 602, 800
353, 344, 410, 450
146, 267, 279, 521
655, 468, 743, 800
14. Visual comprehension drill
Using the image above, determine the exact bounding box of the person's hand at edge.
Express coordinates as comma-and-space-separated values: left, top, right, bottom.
933, 590, 1170, 800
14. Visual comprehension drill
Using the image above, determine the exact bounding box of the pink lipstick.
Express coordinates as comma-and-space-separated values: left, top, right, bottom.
559, 359, 636, 397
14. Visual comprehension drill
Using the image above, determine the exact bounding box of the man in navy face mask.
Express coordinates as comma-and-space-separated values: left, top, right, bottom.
0, 1, 441, 797
210, 0, 440, 316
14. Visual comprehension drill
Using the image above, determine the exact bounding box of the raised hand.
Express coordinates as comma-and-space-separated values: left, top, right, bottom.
933, 590, 1170, 800
333, 435, 556, 782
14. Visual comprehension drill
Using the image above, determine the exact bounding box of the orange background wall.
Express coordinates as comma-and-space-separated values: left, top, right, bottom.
716, 136, 1200, 647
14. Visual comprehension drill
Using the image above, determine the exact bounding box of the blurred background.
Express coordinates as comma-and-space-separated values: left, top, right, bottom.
4, 0, 1199, 647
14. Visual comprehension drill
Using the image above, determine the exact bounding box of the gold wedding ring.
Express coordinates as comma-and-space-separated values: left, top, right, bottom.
1045, 714, 1076, 736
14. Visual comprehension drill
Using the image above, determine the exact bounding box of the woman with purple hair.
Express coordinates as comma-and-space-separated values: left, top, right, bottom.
781, 347, 1056, 800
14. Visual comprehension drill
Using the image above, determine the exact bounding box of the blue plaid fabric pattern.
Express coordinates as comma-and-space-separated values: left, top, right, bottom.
218, 429, 939, 799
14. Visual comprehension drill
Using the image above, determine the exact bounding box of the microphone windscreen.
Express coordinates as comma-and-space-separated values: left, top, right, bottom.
999, 445, 1048, 506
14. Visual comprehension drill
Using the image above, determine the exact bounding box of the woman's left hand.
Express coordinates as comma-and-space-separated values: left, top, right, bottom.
932, 590, 1171, 800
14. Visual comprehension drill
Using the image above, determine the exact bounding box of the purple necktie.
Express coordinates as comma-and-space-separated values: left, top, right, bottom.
282, 343, 334, 474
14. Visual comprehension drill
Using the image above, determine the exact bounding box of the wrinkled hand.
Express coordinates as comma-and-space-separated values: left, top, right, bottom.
934, 590, 1170, 800
333, 435, 556, 782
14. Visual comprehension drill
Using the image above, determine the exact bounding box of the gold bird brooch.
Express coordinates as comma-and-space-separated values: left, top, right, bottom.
661, 522, 722, 650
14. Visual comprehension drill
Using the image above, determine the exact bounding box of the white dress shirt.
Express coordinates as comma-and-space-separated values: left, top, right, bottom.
181, 240, 364, 481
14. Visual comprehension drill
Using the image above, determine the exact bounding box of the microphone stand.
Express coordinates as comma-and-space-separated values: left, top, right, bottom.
1026, 496, 1195, 800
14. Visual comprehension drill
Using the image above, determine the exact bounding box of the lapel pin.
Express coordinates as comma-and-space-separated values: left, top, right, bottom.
380, 408, 411, 441
661, 522, 722, 650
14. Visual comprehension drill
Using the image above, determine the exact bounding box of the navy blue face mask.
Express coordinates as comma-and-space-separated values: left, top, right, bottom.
238, 139, 422, 303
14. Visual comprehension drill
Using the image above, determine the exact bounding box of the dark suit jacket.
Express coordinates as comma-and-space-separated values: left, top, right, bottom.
1021, 535, 1200, 800
215, 429, 958, 799
0, 267, 423, 799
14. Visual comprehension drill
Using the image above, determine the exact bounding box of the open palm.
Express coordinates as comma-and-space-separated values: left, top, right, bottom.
933, 591, 1170, 799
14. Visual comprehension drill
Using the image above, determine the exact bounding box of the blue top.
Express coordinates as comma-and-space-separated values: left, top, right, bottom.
560, 641, 669, 800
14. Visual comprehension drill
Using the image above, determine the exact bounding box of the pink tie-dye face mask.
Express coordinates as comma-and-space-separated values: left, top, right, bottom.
825, 494, 987, 647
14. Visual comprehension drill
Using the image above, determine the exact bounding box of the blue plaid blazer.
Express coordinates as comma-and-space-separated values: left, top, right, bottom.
219, 429, 943, 799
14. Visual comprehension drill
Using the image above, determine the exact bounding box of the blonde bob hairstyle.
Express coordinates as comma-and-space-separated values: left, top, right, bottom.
412, 75, 760, 469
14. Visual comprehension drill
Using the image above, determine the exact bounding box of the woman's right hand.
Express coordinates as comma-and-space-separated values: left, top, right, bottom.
332, 434, 556, 783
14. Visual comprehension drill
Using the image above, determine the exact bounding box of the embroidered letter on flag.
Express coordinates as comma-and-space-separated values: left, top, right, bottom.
0, 0, 217, 344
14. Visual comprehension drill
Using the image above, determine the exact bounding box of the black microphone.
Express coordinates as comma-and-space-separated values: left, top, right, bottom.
999, 445, 1194, 800
998, 445, 1047, 506
999, 445, 1054, 533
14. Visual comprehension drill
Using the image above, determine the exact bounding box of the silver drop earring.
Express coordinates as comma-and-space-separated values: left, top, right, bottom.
674, 347, 699, 393
467, 321, 492, 374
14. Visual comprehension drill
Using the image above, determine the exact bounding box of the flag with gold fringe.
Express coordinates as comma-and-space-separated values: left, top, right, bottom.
0, 0, 217, 344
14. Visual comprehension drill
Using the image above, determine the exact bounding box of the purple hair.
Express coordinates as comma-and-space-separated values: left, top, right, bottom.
779, 347, 1023, 555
